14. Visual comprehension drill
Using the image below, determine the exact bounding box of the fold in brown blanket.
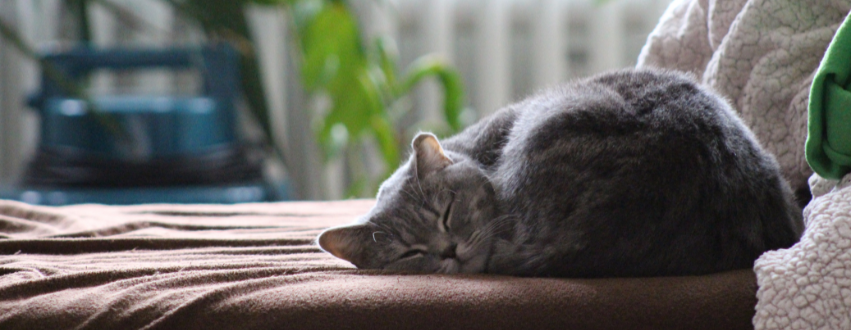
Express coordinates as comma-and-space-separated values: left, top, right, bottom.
0, 200, 757, 330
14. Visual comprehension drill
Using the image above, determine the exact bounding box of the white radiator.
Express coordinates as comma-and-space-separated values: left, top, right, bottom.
386, 0, 672, 119
0, 0, 672, 199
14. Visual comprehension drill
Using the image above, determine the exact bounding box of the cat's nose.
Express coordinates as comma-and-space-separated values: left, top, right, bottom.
440, 243, 457, 259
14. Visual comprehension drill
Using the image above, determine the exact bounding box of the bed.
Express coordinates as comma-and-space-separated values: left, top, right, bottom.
3, 0, 851, 328
0, 199, 757, 330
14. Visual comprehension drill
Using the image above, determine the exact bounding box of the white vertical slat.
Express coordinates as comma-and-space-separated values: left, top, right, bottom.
246, 5, 289, 152
87, 0, 176, 95
127, 1, 173, 93
472, 0, 512, 116
26, 0, 63, 42
252, 5, 328, 200
530, 0, 569, 88
0, 1, 26, 185
278, 14, 329, 200
89, 1, 119, 95
246, 5, 292, 191
90, 2, 118, 45
323, 154, 346, 200
0, 0, 53, 185
588, 0, 624, 73
358, 0, 399, 42
414, 0, 454, 124
16, 1, 44, 171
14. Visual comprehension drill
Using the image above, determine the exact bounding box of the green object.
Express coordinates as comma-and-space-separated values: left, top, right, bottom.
283, 0, 467, 196
807, 12, 851, 180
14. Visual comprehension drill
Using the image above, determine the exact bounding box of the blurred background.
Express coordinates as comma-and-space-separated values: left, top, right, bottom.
0, 0, 672, 204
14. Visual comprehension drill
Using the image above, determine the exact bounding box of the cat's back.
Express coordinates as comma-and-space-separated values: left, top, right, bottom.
499, 69, 751, 186
491, 69, 803, 277
510, 69, 741, 144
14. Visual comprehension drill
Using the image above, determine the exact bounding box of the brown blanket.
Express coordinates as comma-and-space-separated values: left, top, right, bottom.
0, 199, 757, 330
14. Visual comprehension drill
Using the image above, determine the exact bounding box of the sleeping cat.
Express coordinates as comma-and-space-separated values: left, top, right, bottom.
318, 69, 804, 278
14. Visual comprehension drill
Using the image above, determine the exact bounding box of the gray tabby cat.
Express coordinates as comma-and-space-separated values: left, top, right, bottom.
318, 69, 804, 277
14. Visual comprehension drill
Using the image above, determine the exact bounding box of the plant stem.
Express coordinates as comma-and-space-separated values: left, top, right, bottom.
70, 0, 93, 42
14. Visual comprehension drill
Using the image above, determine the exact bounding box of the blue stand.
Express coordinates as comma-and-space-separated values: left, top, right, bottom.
1, 44, 289, 205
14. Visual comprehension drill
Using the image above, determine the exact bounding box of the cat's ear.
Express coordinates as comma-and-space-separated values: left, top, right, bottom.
317, 224, 375, 267
412, 133, 453, 179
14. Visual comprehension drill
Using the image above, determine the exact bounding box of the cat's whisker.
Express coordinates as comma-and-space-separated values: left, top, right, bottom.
399, 188, 422, 205
436, 262, 448, 274
484, 214, 517, 234
412, 173, 428, 210
467, 214, 517, 250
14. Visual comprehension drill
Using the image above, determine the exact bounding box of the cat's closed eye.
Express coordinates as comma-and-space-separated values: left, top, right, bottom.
398, 250, 426, 260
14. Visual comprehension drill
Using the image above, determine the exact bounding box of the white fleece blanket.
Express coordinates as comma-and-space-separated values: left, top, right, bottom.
637, 0, 851, 193
638, 1, 851, 329
753, 174, 851, 329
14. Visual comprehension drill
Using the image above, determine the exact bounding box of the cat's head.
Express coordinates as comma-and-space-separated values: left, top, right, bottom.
317, 133, 501, 274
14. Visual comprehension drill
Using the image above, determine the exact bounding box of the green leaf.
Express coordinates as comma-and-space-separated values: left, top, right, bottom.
398, 55, 467, 132
318, 67, 383, 158
298, 2, 362, 90
289, 1, 463, 196
297, 2, 385, 161
373, 37, 398, 93
344, 176, 368, 199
